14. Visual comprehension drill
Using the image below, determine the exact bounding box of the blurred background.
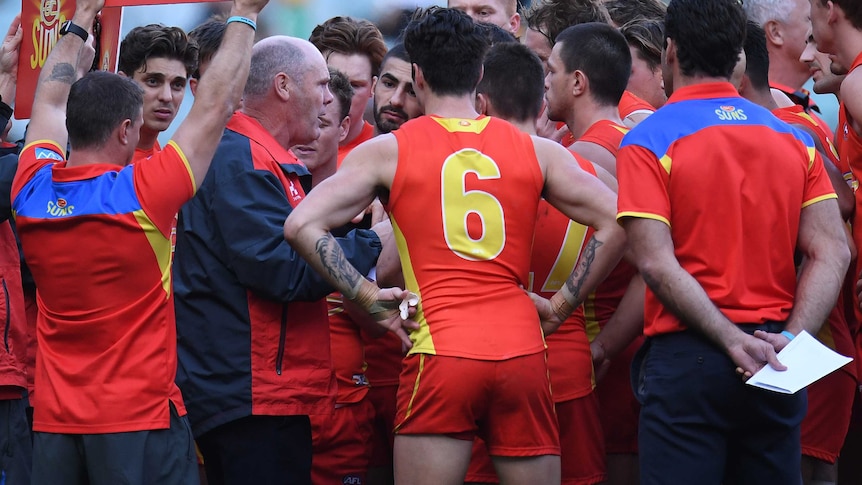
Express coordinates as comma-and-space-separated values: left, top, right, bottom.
0, 0, 838, 142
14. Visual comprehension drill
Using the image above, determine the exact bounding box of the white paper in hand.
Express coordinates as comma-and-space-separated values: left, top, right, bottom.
399, 293, 419, 320
746, 330, 853, 394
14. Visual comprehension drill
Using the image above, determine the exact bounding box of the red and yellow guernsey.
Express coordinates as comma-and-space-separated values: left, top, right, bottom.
617, 82, 836, 336
389, 115, 545, 360
841, 52, 862, 324
533, 156, 596, 401
12, 140, 194, 433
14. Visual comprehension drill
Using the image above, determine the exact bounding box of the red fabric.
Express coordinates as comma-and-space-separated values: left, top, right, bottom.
617, 83, 837, 336
14, 141, 193, 433
310, 399, 374, 484
534, 157, 596, 401
466, 393, 606, 485
801, 362, 856, 463
326, 294, 369, 404
0, 221, 27, 398
618, 90, 655, 120
389, 116, 546, 360
366, 383, 398, 467
578, 119, 629, 156
337, 121, 375, 166
595, 339, 642, 454
394, 353, 559, 456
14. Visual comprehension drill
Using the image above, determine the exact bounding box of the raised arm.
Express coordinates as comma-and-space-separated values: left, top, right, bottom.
25, 0, 101, 148
0, 14, 22, 107
534, 138, 627, 333
169, 0, 268, 187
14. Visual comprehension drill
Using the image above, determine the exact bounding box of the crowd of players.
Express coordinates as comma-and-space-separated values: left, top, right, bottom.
0, 0, 861, 484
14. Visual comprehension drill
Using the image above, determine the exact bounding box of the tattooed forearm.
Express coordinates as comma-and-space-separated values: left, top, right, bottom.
564, 234, 603, 306
46, 63, 77, 85
314, 233, 363, 298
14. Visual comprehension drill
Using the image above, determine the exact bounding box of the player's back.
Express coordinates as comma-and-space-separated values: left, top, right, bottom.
389, 115, 545, 361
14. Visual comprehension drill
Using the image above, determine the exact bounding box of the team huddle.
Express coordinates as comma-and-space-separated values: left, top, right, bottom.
0, 0, 859, 484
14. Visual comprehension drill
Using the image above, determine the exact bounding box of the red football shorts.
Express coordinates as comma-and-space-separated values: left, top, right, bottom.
310, 399, 375, 484
801, 367, 855, 463
465, 392, 606, 484
394, 352, 559, 456
596, 338, 642, 454
367, 383, 399, 468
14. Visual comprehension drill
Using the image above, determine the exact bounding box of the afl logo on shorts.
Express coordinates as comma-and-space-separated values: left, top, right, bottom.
715, 105, 747, 121
342, 475, 362, 484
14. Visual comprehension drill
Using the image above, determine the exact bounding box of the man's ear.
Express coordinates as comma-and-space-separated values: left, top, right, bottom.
508, 12, 521, 36
476, 92, 489, 115
189, 77, 198, 96
339, 115, 351, 144
118, 118, 134, 146
274, 72, 291, 101
572, 70, 588, 97
763, 19, 784, 47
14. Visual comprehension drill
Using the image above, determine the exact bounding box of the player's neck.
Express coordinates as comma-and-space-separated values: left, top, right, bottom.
768, 55, 810, 91
422, 93, 480, 120
568, 103, 622, 141
137, 127, 160, 151
835, 29, 862, 71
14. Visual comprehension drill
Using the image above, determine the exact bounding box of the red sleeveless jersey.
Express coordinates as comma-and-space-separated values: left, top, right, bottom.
390, 116, 545, 360
535, 157, 597, 401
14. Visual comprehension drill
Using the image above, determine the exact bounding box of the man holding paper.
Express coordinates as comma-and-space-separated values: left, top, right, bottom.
616, 0, 851, 483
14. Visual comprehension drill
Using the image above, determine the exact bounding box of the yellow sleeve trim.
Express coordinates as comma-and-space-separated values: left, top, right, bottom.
23, 139, 65, 156
801, 193, 838, 208
617, 211, 670, 227
807, 146, 817, 170
167, 140, 196, 194
659, 154, 672, 174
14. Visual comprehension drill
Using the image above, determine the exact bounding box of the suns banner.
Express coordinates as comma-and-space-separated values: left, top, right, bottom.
16, 0, 220, 118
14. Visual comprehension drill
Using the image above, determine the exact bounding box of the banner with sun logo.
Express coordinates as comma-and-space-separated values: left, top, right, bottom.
16, 0, 218, 118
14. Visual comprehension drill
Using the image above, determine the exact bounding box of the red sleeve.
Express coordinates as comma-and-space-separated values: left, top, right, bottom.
803, 150, 838, 208
616, 144, 671, 226
133, 140, 196, 237
12, 141, 65, 200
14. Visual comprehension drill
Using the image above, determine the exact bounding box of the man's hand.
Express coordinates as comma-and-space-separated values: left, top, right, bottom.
73, 0, 105, 21
726, 332, 786, 381
529, 292, 567, 336
353, 281, 419, 349
535, 102, 570, 143
752, 329, 793, 353
0, 14, 22, 81
352, 198, 386, 225
590, 340, 612, 383
233, 0, 270, 17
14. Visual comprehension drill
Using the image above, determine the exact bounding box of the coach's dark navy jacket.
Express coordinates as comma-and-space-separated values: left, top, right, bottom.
173, 112, 381, 437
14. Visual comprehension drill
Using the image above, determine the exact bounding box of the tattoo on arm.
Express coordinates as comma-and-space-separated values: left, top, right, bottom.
47, 63, 77, 85
314, 233, 363, 298
564, 234, 603, 306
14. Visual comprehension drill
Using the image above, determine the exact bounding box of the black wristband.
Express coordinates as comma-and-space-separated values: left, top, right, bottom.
59, 21, 88, 42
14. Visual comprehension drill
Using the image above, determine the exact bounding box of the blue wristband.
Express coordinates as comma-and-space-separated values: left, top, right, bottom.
781, 330, 795, 341
226, 16, 257, 31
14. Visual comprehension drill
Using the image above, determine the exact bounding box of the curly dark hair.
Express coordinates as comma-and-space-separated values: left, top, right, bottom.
665, 0, 746, 79
118, 24, 198, 78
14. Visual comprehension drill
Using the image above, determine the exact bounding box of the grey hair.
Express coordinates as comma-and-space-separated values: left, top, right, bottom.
743, 0, 794, 26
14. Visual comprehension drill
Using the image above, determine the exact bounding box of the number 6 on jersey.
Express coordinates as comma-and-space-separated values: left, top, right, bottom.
441, 149, 506, 261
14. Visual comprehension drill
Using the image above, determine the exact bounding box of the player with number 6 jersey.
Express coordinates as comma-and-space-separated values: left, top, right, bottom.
284, 9, 626, 484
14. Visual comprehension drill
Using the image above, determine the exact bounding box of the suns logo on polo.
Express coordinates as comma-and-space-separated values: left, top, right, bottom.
715, 105, 747, 121
47, 198, 74, 216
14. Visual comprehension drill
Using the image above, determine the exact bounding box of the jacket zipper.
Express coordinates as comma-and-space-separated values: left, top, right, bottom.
2, 279, 9, 353
276, 305, 287, 375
